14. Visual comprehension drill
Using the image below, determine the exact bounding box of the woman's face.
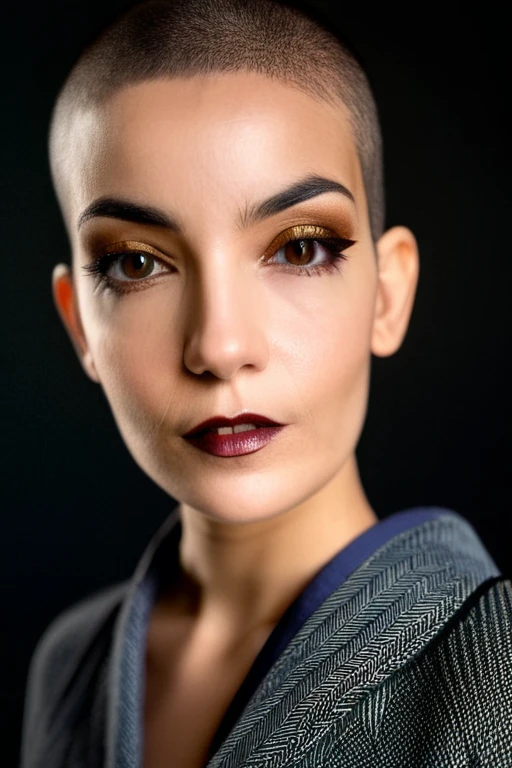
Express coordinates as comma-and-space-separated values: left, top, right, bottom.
62, 72, 381, 523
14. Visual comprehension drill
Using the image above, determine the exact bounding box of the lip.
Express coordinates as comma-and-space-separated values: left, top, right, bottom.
182, 412, 287, 458
183, 425, 285, 457
182, 412, 285, 438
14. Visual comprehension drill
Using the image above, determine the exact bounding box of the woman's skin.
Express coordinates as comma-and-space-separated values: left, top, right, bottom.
52, 72, 419, 649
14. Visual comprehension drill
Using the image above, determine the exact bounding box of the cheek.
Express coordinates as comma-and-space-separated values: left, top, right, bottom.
273, 273, 374, 427
83, 292, 182, 434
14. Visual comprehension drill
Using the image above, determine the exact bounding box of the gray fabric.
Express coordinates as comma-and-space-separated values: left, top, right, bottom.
324, 579, 512, 766
20, 509, 511, 767
204, 512, 506, 766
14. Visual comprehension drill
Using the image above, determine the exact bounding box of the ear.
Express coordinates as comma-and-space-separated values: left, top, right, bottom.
371, 226, 420, 357
52, 263, 100, 383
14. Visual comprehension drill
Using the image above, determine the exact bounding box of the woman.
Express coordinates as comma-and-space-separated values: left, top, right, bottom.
20, 1, 512, 766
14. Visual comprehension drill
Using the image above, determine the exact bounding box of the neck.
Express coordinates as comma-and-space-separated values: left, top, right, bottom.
171, 454, 377, 640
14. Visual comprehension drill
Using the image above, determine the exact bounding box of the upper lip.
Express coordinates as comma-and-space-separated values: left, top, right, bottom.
183, 412, 285, 437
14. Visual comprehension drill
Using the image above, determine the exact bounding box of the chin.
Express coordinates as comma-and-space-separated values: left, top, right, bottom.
155, 459, 342, 526
173, 478, 297, 525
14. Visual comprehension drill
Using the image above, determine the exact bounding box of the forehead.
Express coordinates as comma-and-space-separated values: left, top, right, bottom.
63, 72, 365, 236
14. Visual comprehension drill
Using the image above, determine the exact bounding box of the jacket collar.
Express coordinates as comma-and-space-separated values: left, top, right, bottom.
103, 507, 499, 767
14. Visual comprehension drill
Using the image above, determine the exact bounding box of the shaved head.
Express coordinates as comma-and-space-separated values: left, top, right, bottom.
49, 0, 385, 240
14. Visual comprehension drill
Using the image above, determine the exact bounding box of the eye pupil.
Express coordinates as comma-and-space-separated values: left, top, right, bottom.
121, 253, 153, 279
285, 239, 314, 266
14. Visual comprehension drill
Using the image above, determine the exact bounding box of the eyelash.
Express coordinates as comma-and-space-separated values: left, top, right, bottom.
81, 228, 356, 295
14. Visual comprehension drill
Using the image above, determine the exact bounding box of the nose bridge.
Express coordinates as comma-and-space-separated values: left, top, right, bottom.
183, 248, 269, 379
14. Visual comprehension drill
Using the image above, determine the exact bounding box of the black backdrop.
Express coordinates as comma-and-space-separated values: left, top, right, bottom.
2, 2, 510, 765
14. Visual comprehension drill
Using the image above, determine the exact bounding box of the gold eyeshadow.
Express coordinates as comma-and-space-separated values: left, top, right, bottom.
89, 240, 166, 260
81, 216, 357, 295
262, 225, 341, 260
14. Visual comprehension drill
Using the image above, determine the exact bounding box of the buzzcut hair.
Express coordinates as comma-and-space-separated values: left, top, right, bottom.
50, 0, 385, 240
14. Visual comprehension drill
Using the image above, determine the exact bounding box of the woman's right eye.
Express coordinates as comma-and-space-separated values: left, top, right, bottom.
104, 252, 166, 281
82, 243, 174, 293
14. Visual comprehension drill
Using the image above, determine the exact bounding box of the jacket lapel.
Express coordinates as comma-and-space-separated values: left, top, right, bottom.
205, 512, 500, 766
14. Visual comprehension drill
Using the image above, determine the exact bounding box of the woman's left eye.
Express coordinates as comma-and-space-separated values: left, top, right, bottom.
263, 227, 356, 277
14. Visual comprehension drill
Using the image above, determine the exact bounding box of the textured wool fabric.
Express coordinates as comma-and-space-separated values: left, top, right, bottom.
207, 507, 444, 759
208, 577, 512, 767
20, 508, 512, 767
204, 516, 510, 767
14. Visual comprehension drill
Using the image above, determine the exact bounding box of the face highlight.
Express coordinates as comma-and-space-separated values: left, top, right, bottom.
64, 73, 380, 524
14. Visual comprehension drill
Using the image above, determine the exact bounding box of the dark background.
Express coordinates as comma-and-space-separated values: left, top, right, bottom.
2, 2, 510, 765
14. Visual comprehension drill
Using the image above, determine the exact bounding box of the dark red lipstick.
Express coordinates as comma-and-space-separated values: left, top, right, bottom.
182, 412, 286, 457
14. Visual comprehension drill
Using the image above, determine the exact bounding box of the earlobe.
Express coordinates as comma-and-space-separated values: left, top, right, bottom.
52, 263, 100, 383
370, 226, 420, 358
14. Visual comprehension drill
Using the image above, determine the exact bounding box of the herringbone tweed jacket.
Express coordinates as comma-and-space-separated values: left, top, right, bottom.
21, 509, 512, 767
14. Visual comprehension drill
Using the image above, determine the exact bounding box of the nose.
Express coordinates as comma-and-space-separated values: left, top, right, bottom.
182, 256, 270, 380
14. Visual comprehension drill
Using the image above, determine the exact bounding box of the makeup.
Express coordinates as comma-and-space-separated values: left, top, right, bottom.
81, 227, 356, 294
183, 425, 285, 457
182, 413, 286, 457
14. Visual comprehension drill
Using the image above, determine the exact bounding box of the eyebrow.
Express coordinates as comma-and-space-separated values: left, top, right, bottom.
77, 198, 177, 230
243, 174, 355, 226
77, 174, 355, 231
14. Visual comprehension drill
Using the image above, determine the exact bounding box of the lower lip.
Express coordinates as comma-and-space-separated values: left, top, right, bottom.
183, 426, 285, 457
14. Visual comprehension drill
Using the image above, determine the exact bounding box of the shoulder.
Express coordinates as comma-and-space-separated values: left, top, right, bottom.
417, 576, 512, 760
410, 576, 512, 701
430, 575, 512, 666
26, 579, 129, 687
336, 577, 512, 767
367, 576, 512, 765
20, 580, 129, 767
